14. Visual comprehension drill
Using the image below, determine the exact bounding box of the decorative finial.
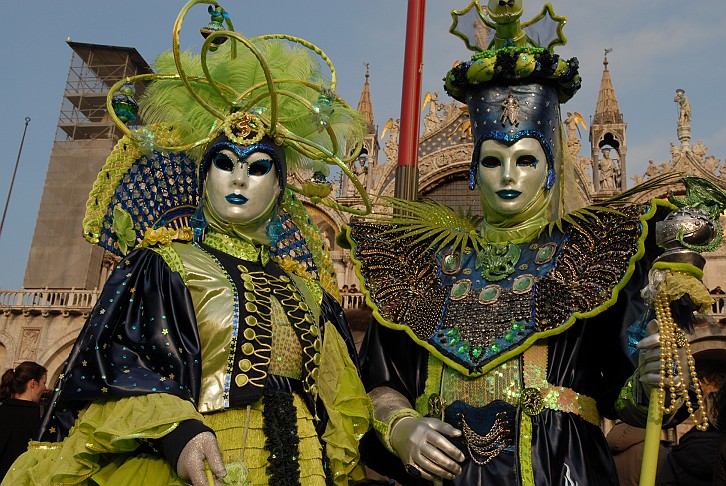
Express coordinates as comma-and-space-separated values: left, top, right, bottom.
604, 48, 613, 68
450, 1, 567, 52
199, 5, 230, 51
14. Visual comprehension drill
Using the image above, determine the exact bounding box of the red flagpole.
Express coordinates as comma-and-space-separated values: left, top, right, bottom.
394, 0, 426, 201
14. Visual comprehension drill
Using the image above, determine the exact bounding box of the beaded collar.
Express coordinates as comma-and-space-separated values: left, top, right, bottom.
349, 203, 654, 376
203, 230, 270, 265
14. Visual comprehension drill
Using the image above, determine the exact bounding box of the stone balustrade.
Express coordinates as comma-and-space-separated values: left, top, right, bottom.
0, 288, 100, 316
340, 292, 365, 310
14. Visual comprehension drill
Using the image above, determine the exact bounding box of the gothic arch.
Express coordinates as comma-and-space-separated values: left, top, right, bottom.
0, 331, 17, 370
36, 332, 79, 389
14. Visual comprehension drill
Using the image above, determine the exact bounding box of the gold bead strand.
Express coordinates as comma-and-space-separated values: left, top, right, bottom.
654, 289, 708, 430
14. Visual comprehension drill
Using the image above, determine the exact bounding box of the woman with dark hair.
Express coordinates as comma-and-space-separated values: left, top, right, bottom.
0, 361, 47, 480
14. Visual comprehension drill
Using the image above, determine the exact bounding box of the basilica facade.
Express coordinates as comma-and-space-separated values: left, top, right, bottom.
1, 45, 724, 402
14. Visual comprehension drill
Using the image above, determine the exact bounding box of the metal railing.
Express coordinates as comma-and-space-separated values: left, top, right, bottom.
0, 288, 100, 314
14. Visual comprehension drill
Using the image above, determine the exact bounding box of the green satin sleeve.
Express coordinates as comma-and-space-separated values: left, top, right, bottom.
318, 323, 372, 485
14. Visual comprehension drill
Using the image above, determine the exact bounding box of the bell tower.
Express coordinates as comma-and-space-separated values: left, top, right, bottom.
589, 49, 627, 198
342, 64, 379, 199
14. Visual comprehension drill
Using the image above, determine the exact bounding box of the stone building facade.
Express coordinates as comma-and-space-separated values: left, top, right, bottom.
1, 46, 725, 412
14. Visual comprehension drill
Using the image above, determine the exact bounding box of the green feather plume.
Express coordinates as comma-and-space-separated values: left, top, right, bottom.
548, 172, 684, 234
139, 39, 365, 171
363, 173, 683, 255
363, 196, 485, 255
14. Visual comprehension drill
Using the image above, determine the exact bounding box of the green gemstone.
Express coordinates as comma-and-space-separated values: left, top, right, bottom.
457, 344, 468, 354
490, 343, 500, 353
472, 347, 483, 358
537, 245, 554, 260
480, 287, 498, 301
443, 254, 460, 272
450, 337, 460, 346
445, 328, 457, 337
505, 333, 516, 342
514, 277, 532, 291
512, 321, 523, 331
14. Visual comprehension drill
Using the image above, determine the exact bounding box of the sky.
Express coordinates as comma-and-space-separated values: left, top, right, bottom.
1, 0, 725, 290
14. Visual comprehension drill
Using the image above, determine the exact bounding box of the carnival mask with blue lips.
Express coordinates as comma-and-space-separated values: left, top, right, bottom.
476, 137, 548, 218
202, 137, 285, 228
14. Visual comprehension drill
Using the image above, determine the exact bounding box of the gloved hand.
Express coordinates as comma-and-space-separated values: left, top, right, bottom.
389, 415, 465, 481
177, 431, 227, 486
636, 319, 688, 396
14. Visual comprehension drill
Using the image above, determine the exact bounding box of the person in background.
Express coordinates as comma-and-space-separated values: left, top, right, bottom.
711, 286, 725, 313
606, 421, 671, 486
0, 361, 47, 480
657, 354, 726, 486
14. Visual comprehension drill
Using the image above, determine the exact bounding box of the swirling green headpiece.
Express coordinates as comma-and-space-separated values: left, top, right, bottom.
106, 0, 371, 216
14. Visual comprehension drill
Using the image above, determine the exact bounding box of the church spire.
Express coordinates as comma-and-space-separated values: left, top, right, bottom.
356, 63, 375, 134
593, 49, 623, 125
589, 48, 628, 197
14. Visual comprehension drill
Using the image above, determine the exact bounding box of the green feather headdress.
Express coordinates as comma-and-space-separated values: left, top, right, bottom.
105, 0, 370, 215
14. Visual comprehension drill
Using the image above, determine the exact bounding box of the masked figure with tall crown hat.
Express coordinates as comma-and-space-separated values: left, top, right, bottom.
346, 1, 724, 485
3, 2, 372, 485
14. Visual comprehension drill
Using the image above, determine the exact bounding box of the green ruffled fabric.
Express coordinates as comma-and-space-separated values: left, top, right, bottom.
318, 323, 372, 485
2, 394, 202, 485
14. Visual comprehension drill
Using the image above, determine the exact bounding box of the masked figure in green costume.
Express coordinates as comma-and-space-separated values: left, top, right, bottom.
3, 3, 371, 485
346, 2, 719, 485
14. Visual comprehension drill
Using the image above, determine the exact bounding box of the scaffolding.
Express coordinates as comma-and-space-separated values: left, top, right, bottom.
55, 41, 152, 141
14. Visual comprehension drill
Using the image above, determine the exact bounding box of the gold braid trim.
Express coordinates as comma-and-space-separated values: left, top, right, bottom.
238, 266, 322, 413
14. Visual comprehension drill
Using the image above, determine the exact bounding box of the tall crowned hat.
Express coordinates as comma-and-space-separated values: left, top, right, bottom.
444, 0, 581, 208
82, 0, 370, 297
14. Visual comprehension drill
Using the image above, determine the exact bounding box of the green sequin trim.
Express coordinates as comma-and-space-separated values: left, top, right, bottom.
297, 275, 324, 306
150, 244, 188, 284
519, 413, 535, 486
615, 374, 637, 414
204, 231, 268, 264
416, 355, 445, 416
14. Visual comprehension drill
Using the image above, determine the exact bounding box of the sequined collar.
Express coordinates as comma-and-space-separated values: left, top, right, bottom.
203, 230, 269, 265
349, 203, 654, 376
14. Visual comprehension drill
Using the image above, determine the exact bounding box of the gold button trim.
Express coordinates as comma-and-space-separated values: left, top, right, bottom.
235, 374, 249, 387
238, 359, 252, 372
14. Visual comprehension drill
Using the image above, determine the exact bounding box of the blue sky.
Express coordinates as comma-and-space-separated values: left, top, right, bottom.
1, 1, 725, 290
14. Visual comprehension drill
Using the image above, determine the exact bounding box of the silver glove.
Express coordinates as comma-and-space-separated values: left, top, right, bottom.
177, 431, 227, 486
389, 415, 465, 482
636, 319, 688, 392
